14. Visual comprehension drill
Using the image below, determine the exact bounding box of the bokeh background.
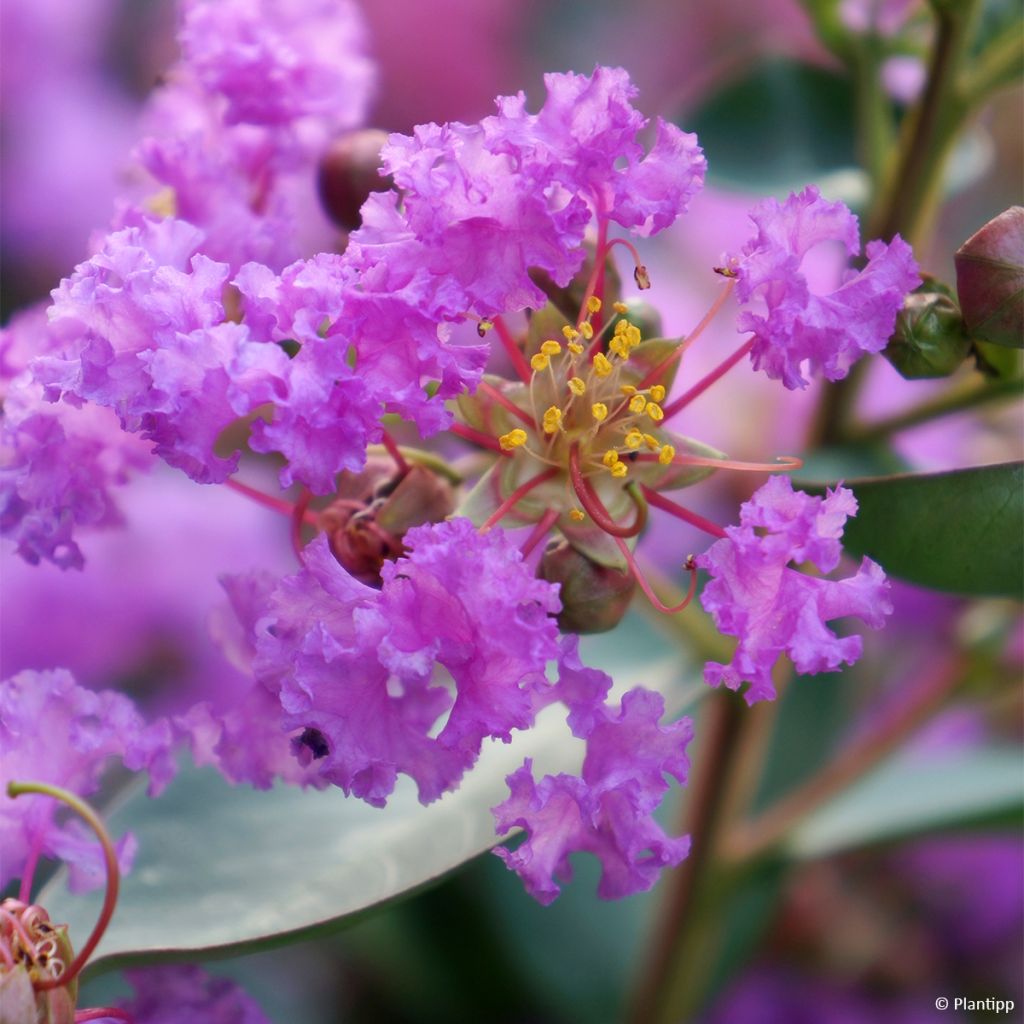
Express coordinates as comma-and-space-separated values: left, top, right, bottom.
2, 1, 1021, 1022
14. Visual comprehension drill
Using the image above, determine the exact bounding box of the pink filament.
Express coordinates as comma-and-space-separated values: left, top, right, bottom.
480, 467, 559, 532
661, 336, 754, 419
641, 487, 727, 539
614, 537, 699, 614
638, 278, 737, 390
477, 379, 535, 428
521, 508, 560, 557
494, 316, 533, 384
449, 421, 512, 456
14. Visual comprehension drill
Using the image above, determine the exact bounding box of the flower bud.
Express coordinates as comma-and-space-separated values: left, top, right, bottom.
0, 901, 78, 1024
955, 206, 1023, 349
884, 278, 970, 378
317, 129, 394, 232
540, 540, 636, 634
319, 460, 457, 585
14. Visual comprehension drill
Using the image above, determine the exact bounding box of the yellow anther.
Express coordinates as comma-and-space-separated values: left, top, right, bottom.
569, 507, 586, 522
613, 301, 628, 314
659, 444, 676, 465
568, 341, 584, 355
628, 394, 647, 414
643, 433, 660, 450
530, 352, 550, 372
476, 319, 494, 337
593, 353, 613, 378
649, 384, 666, 403
610, 461, 628, 478
624, 324, 642, 348
542, 406, 563, 434
499, 429, 528, 451
602, 449, 620, 468
609, 336, 629, 359
580, 322, 594, 340
625, 429, 644, 450
614, 319, 628, 336
591, 402, 609, 422
568, 376, 586, 396
620, 384, 637, 396
647, 403, 665, 422
562, 325, 580, 342
541, 339, 562, 356
587, 296, 602, 314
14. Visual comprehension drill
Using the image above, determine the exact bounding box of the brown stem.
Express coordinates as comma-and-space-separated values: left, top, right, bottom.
628, 692, 748, 1024
721, 654, 966, 862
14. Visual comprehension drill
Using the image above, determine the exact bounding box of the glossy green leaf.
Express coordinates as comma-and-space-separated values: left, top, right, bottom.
686, 59, 859, 196
836, 462, 1023, 598
39, 617, 701, 976
788, 747, 1024, 858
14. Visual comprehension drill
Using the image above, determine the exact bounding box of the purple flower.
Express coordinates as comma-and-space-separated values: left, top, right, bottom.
117, 965, 270, 1024
0, 669, 174, 892
247, 519, 561, 806
731, 186, 920, 389
38, 218, 291, 485
1, 306, 153, 569
697, 476, 892, 704
346, 66, 705, 319
179, 0, 374, 133
493, 641, 693, 904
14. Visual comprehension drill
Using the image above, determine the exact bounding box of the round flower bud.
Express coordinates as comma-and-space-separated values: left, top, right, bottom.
955, 206, 1024, 349
317, 129, 394, 232
884, 280, 970, 378
540, 540, 636, 634
319, 460, 457, 585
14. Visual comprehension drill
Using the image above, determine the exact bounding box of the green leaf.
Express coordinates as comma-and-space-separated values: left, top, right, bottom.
836, 462, 1024, 598
686, 59, 860, 198
788, 747, 1024, 858
39, 617, 700, 975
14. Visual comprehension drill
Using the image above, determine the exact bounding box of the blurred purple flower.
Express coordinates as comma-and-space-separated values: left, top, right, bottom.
117, 964, 270, 1024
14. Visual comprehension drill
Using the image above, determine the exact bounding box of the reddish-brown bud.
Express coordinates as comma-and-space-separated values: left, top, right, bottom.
540, 540, 636, 634
955, 207, 1023, 349
317, 129, 394, 232
319, 459, 457, 585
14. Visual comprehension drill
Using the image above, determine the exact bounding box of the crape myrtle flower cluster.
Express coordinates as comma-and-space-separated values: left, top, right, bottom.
0, 0, 920, 912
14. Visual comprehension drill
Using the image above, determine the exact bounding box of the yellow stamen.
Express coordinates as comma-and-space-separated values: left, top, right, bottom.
587, 296, 602, 314
568, 341, 584, 355
620, 384, 637, 396
628, 394, 647, 415
499, 429, 528, 451
609, 336, 629, 359
569, 507, 586, 522
568, 377, 586, 396
614, 319, 628, 336
613, 301, 628, 314
625, 429, 644, 450
540, 339, 562, 357
593, 353, 613, 378
602, 449, 620, 468
649, 384, 666, 403
643, 433, 660, 450
659, 444, 676, 465
530, 352, 550, 372
647, 403, 665, 422
562, 325, 580, 342
591, 402, 609, 422
580, 322, 594, 340
542, 406, 563, 434
610, 461, 628, 478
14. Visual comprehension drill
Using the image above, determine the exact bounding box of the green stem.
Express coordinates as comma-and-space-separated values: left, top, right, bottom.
852, 35, 895, 193
847, 374, 1023, 442
6, 781, 119, 991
